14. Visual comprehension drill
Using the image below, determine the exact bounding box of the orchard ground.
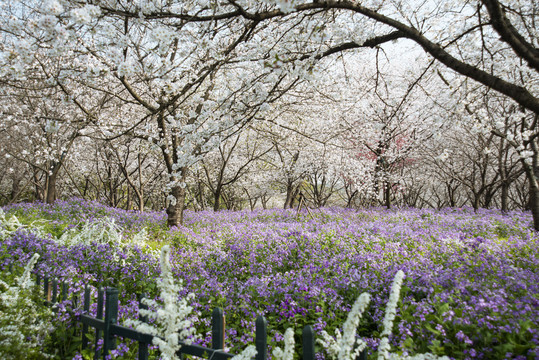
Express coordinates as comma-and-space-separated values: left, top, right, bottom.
0, 198, 538, 359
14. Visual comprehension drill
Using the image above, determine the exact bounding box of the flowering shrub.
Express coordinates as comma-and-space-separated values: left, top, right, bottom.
319, 293, 370, 360
0, 208, 48, 239
126, 245, 198, 360
270, 327, 293, 360
0, 199, 537, 359
0, 254, 53, 359
319, 271, 449, 360
3, 198, 167, 238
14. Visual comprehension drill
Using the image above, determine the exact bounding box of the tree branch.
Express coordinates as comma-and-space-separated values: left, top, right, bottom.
481, 0, 539, 72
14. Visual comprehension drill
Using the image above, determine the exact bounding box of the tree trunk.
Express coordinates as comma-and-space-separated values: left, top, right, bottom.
126, 186, 132, 210
289, 186, 300, 209
166, 185, 186, 227
529, 183, 539, 230
213, 183, 222, 211
33, 170, 43, 202
522, 157, 539, 230
345, 188, 358, 208
501, 181, 509, 212
384, 180, 391, 209
249, 197, 258, 211
46, 172, 57, 204
197, 180, 206, 210
446, 180, 458, 207
472, 193, 480, 211
137, 191, 145, 212
10, 177, 21, 202
137, 153, 145, 212
483, 189, 494, 209
243, 188, 258, 211
283, 181, 295, 209
83, 177, 89, 197
498, 138, 509, 213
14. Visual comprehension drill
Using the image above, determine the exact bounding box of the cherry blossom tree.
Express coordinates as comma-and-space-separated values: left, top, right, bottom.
197, 126, 274, 211
0, 77, 89, 204
0, 0, 303, 225
140, 0, 538, 223
1, 0, 538, 228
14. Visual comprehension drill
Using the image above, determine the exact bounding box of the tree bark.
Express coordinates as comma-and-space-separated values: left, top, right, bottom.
522, 157, 539, 230
126, 186, 132, 210
472, 193, 480, 211
529, 183, 539, 230
346, 189, 358, 208
384, 180, 391, 209
46, 171, 58, 204
33, 168, 43, 202
289, 186, 300, 209
196, 179, 206, 210
137, 191, 145, 212
261, 195, 269, 209
249, 197, 258, 211
213, 183, 223, 211
500, 181, 509, 212
166, 185, 186, 227
83, 177, 89, 197
10, 177, 20, 202
284, 183, 300, 209
284, 182, 293, 209
137, 153, 145, 212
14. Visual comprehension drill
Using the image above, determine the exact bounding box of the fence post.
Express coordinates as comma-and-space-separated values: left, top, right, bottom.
302, 325, 315, 360
61, 281, 68, 302
72, 293, 79, 309
359, 349, 367, 360
52, 278, 58, 303
212, 307, 225, 350
255, 316, 267, 360
44, 277, 49, 302
95, 287, 105, 359
103, 287, 119, 360
81, 286, 90, 350
138, 293, 149, 360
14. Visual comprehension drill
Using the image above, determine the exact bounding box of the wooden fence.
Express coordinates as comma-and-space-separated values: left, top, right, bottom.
33, 274, 368, 360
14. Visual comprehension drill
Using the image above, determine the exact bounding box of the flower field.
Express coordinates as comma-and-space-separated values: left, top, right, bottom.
0, 199, 538, 359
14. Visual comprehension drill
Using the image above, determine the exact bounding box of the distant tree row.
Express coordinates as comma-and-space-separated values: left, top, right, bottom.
0, 62, 529, 214
0, 0, 536, 226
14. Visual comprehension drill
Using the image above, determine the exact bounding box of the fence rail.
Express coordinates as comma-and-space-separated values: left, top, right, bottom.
31, 273, 367, 360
